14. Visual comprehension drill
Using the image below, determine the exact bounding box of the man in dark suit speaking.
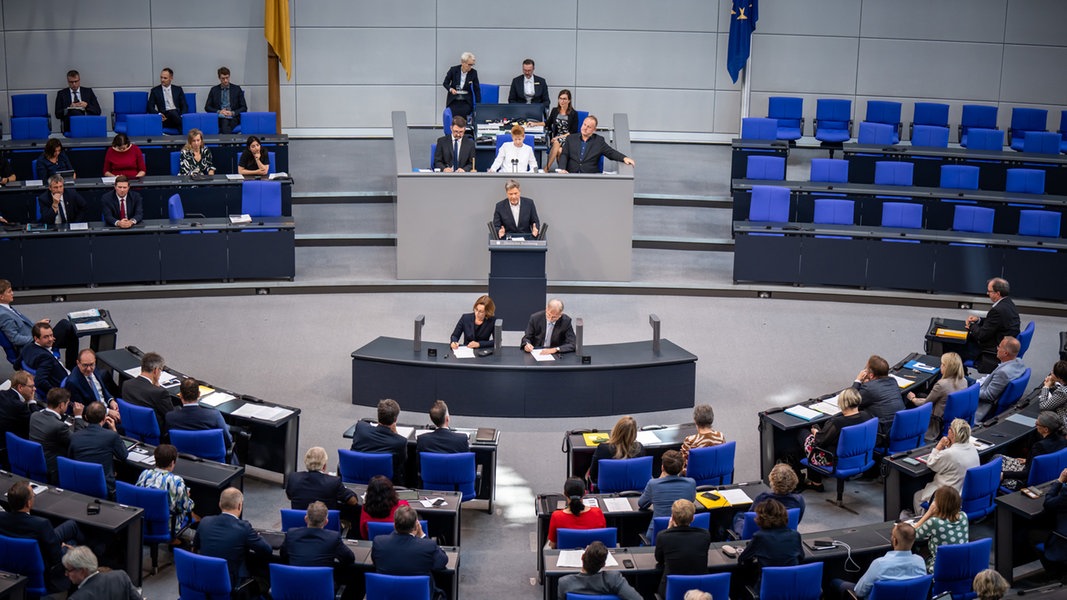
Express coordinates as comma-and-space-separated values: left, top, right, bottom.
558, 115, 636, 174
521, 298, 576, 356
492, 179, 539, 239
964, 277, 1021, 374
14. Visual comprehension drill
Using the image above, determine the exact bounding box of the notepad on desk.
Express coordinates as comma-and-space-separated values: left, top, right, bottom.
557, 549, 618, 568
230, 403, 293, 422
784, 405, 821, 421
451, 347, 475, 359
602, 497, 633, 513
635, 430, 662, 445
890, 374, 915, 389
810, 401, 841, 416
199, 391, 236, 408
68, 308, 101, 320
583, 432, 609, 446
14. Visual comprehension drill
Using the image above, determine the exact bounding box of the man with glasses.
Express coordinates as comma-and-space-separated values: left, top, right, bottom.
64, 349, 120, 424
964, 277, 1021, 374
205, 66, 247, 134
37, 174, 87, 225
0, 371, 41, 453
54, 69, 101, 134
121, 351, 175, 432
0, 278, 79, 367
521, 298, 576, 356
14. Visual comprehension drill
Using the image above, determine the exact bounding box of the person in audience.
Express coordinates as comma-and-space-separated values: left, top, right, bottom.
507, 58, 550, 114
120, 351, 174, 433
37, 174, 87, 225
680, 403, 725, 473
655, 499, 711, 598
850, 354, 904, 446
434, 115, 476, 172
0, 481, 83, 593
1040, 360, 1067, 428
0, 279, 78, 363
548, 477, 606, 549
0, 371, 39, 447
0, 155, 16, 185
237, 135, 270, 177
135, 443, 196, 529
102, 133, 146, 179
147, 67, 189, 131
285, 446, 358, 510
997, 411, 1067, 491
1040, 468, 1067, 578
63, 545, 142, 599
907, 351, 967, 441
416, 400, 470, 454
544, 89, 579, 171
450, 295, 496, 350
914, 485, 969, 572
442, 52, 480, 120
556, 540, 642, 600
68, 400, 127, 498
831, 521, 925, 599
179, 128, 216, 176
100, 175, 143, 229
557, 115, 635, 174
371, 505, 449, 600
735, 463, 804, 535
350, 398, 408, 486
521, 298, 575, 356
802, 387, 873, 492
281, 501, 354, 569
29, 388, 82, 482
489, 124, 539, 173
978, 337, 1026, 409
965, 277, 1021, 374
493, 179, 540, 239
204, 66, 247, 134
736, 498, 803, 582
684, 592, 712, 600
165, 377, 233, 455
972, 569, 1009, 600
35, 138, 76, 181
194, 487, 272, 589
359, 475, 410, 539
20, 322, 71, 396
586, 414, 645, 485
912, 418, 980, 515
54, 70, 101, 134
64, 349, 120, 424
638, 450, 696, 538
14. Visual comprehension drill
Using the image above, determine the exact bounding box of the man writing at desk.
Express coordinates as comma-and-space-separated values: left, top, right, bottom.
434, 116, 475, 173
522, 298, 575, 356
557, 115, 635, 174
493, 179, 539, 239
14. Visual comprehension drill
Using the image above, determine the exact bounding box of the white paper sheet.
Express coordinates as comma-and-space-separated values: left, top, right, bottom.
557, 550, 619, 568
74, 320, 110, 332
230, 403, 294, 422
199, 392, 236, 408
532, 351, 555, 362
602, 497, 633, 513
452, 347, 475, 359
635, 430, 661, 445
718, 488, 754, 505
67, 309, 100, 319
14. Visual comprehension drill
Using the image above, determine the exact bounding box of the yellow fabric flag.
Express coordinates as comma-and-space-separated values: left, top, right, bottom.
264, 0, 292, 81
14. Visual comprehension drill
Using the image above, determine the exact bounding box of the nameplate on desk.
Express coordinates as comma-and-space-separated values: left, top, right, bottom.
784, 405, 821, 421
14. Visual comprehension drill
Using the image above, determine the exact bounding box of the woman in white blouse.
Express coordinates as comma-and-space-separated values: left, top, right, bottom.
489, 124, 538, 173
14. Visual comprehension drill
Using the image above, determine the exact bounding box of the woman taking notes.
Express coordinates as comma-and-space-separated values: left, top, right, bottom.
450, 295, 495, 350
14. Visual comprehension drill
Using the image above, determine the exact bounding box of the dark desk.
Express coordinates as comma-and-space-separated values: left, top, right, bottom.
730, 139, 790, 181
0, 571, 26, 600
543, 546, 651, 600
564, 423, 698, 480
342, 422, 499, 513
993, 480, 1057, 583
758, 352, 940, 478
68, 308, 119, 357
0, 470, 144, 586
97, 348, 301, 485
351, 336, 697, 418
118, 438, 244, 517
923, 317, 970, 358
342, 483, 462, 547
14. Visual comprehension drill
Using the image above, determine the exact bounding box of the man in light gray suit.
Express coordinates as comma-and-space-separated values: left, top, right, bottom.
0, 278, 78, 366
63, 546, 142, 599
978, 336, 1027, 414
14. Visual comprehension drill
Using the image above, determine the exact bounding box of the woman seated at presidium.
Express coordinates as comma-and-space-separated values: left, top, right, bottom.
102, 133, 146, 179
587, 415, 645, 486
450, 295, 496, 350
489, 124, 538, 173
545, 89, 579, 171
547, 477, 605, 548
996, 411, 1067, 491
35, 138, 76, 181
907, 351, 968, 441
237, 135, 270, 177
179, 128, 216, 176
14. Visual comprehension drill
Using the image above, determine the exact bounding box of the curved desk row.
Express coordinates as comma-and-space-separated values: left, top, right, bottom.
351, 336, 697, 418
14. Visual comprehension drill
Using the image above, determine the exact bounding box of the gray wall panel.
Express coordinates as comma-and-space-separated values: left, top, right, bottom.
3, 0, 149, 30
436, 29, 577, 95
150, 0, 264, 28
750, 35, 858, 95
758, 0, 861, 37
150, 28, 268, 90
576, 31, 716, 89
1005, 0, 1067, 46
714, 90, 741, 134
296, 28, 435, 85
295, 0, 435, 27
578, 0, 715, 32
437, 0, 576, 29
8, 30, 154, 90
999, 45, 1067, 106
576, 88, 716, 133
297, 86, 436, 128
860, 0, 1006, 42
857, 39, 1002, 101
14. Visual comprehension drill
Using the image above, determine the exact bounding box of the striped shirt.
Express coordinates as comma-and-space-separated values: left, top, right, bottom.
681, 430, 725, 471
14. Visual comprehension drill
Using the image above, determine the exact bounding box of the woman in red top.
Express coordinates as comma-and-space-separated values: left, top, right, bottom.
103, 133, 146, 178
548, 477, 606, 548
359, 475, 409, 539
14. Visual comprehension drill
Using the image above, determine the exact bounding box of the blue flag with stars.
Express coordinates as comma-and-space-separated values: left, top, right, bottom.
727, 0, 758, 84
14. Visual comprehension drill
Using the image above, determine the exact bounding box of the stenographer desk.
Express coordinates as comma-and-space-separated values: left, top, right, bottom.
0, 470, 144, 586
0, 571, 25, 600
343, 483, 463, 546
351, 336, 697, 418
565, 423, 698, 479
923, 317, 970, 358
117, 438, 244, 517
97, 348, 301, 484
993, 479, 1058, 583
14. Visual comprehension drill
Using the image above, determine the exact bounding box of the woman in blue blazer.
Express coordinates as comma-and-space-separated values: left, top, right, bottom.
450, 295, 495, 350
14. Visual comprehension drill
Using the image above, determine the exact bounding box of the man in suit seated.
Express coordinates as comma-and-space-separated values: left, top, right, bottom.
851, 354, 905, 447
351, 398, 408, 486
20, 322, 71, 397
146, 67, 188, 132
521, 298, 576, 356
121, 351, 175, 434
558, 115, 636, 174
417, 400, 469, 455
281, 501, 354, 578
556, 540, 642, 600
493, 179, 539, 239
433, 115, 476, 173
965, 277, 1021, 374
194, 487, 272, 590
29, 388, 83, 482
0, 371, 40, 450
0, 279, 79, 368
285, 446, 358, 510
68, 401, 127, 499
204, 66, 247, 134
64, 349, 120, 425
0, 481, 84, 594
63, 545, 142, 600
978, 336, 1027, 413
38, 174, 87, 225
507, 58, 550, 116
54, 70, 101, 134
654, 499, 712, 599
100, 176, 143, 229
371, 505, 448, 600
165, 378, 233, 458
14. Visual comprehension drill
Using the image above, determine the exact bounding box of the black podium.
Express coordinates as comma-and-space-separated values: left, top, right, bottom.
488, 237, 547, 330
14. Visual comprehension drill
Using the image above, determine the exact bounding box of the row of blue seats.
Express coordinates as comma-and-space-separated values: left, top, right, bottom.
9, 111, 279, 141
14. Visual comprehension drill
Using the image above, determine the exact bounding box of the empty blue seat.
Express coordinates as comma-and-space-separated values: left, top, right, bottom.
112, 91, 149, 134
942, 383, 980, 437
877, 402, 932, 455
760, 563, 823, 600
813, 198, 855, 225
182, 113, 219, 135
960, 104, 998, 147
0, 534, 48, 597
809, 158, 848, 183
741, 117, 779, 141
1060, 109, 1067, 153
11, 93, 50, 119
240, 112, 278, 135
11, 117, 50, 140
748, 185, 790, 222
57, 456, 107, 499
952, 206, 995, 234
912, 102, 950, 129
125, 114, 163, 137
966, 128, 1005, 151
814, 98, 852, 144
685, 441, 735, 486
940, 165, 980, 190
746, 155, 786, 180
1005, 168, 1045, 194
365, 573, 431, 600
863, 100, 902, 143
1009, 107, 1048, 151
169, 429, 227, 463
6, 433, 48, 482
874, 161, 914, 186
270, 564, 334, 600
881, 202, 923, 229
480, 84, 499, 104
68, 115, 107, 138
910, 125, 950, 148
960, 457, 1001, 521
1018, 210, 1061, 238
1023, 131, 1061, 154
556, 527, 617, 550
767, 96, 803, 141
597, 456, 652, 494
858, 121, 896, 145
337, 449, 392, 484
932, 538, 993, 600
241, 180, 282, 217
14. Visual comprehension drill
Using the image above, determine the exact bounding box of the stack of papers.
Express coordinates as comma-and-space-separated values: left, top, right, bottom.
268, 172, 289, 180
74, 320, 110, 332
785, 405, 821, 421
225, 174, 244, 181
602, 498, 633, 513
199, 392, 236, 408
558, 550, 618, 568
230, 403, 294, 422
635, 430, 662, 445
229, 214, 252, 224
810, 397, 841, 416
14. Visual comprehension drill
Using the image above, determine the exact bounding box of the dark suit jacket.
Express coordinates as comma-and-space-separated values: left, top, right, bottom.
546, 106, 580, 139
36, 190, 87, 225
433, 135, 475, 171
0, 511, 67, 590
54, 87, 102, 132
285, 470, 356, 510
559, 133, 628, 173
194, 513, 272, 586
100, 190, 144, 226
416, 428, 470, 455
0, 388, 36, 446
28, 409, 75, 481
69, 569, 141, 600
968, 298, 1021, 373
852, 377, 905, 442
64, 368, 114, 408
442, 65, 481, 107
655, 525, 712, 597
20, 342, 66, 394
68, 423, 128, 491
147, 84, 189, 116
1044, 480, 1067, 564
121, 376, 175, 432
508, 74, 550, 111
371, 532, 448, 599
450, 313, 494, 349
521, 311, 576, 353
350, 421, 408, 486
165, 404, 232, 447
281, 526, 355, 567
204, 84, 248, 123
737, 526, 803, 567
492, 197, 539, 236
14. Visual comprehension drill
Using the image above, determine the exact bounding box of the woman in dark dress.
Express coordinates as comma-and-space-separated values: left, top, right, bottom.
237, 135, 269, 177
544, 89, 579, 171
803, 387, 874, 491
450, 295, 496, 350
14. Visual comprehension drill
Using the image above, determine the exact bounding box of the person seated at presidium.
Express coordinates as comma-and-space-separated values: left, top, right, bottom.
180, 128, 216, 176
238, 136, 270, 177
450, 295, 496, 350
557, 115, 635, 174
965, 277, 1021, 374
508, 58, 550, 112
489, 124, 539, 173
547, 477, 606, 548
147, 67, 189, 131
35, 138, 76, 181
545, 89, 579, 171
802, 387, 874, 492
37, 174, 87, 225
914, 485, 970, 572
493, 179, 539, 239
586, 415, 645, 485
907, 351, 967, 441
680, 403, 725, 473
101, 176, 143, 228
996, 411, 1067, 491
103, 133, 146, 179
205, 66, 247, 134
442, 52, 480, 119
360, 474, 410, 539
434, 115, 476, 172
521, 298, 575, 356
55, 69, 101, 134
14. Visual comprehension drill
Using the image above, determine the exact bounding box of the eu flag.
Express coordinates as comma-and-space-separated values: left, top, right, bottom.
727, 0, 758, 84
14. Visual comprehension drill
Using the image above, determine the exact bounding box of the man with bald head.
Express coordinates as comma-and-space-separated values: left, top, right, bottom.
521, 298, 576, 355
978, 336, 1027, 409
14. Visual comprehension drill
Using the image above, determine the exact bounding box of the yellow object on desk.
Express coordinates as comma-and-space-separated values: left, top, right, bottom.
583, 432, 609, 446
695, 491, 731, 509
935, 327, 968, 340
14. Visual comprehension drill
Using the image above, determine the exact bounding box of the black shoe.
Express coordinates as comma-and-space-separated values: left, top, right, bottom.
803, 480, 824, 493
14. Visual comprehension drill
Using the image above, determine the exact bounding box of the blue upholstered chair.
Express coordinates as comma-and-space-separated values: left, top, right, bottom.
366, 573, 432, 600
125, 113, 163, 137
597, 456, 652, 493
876, 402, 932, 455
881, 202, 923, 229
1025, 448, 1067, 488
874, 161, 914, 186
280, 508, 341, 532
989, 367, 1031, 418
665, 573, 730, 600
182, 112, 219, 135
6, 432, 48, 482
864, 100, 902, 143
0, 534, 48, 597
801, 418, 878, 511
270, 564, 334, 600
646, 512, 711, 545
1023, 131, 1061, 154
11, 93, 50, 119
68, 115, 107, 138
1009, 107, 1048, 151
112, 91, 148, 133
960, 457, 1001, 522
686, 441, 735, 486
940, 165, 980, 190
767, 96, 803, 141
734, 507, 801, 540
813, 198, 855, 225
174, 547, 233, 599
952, 206, 995, 234
749, 185, 790, 223
1016, 321, 1036, 358
337, 449, 392, 484
858, 121, 896, 145
959, 105, 998, 147
759, 563, 823, 600
169, 429, 227, 463
420, 451, 478, 502
556, 527, 617, 550
910, 124, 950, 147
240, 112, 278, 135
115, 480, 175, 572
814, 98, 852, 147
241, 180, 282, 217
746, 155, 786, 180
57, 456, 107, 499
941, 383, 980, 437
116, 398, 161, 445
809, 158, 848, 183
932, 538, 992, 600
741, 117, 779, 141
965, 128, 1004, 151
912, 102, 950, 130
868, 574, 933, 600
11, 117, 50, 140
480, 84, 499, 104
1006, 168, 1046, 194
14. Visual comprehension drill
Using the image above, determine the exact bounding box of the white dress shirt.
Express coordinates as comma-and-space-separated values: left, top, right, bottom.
489, 143, 538, 172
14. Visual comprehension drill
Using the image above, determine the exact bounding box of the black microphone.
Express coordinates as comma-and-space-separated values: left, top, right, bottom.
512, 158, 519, 173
